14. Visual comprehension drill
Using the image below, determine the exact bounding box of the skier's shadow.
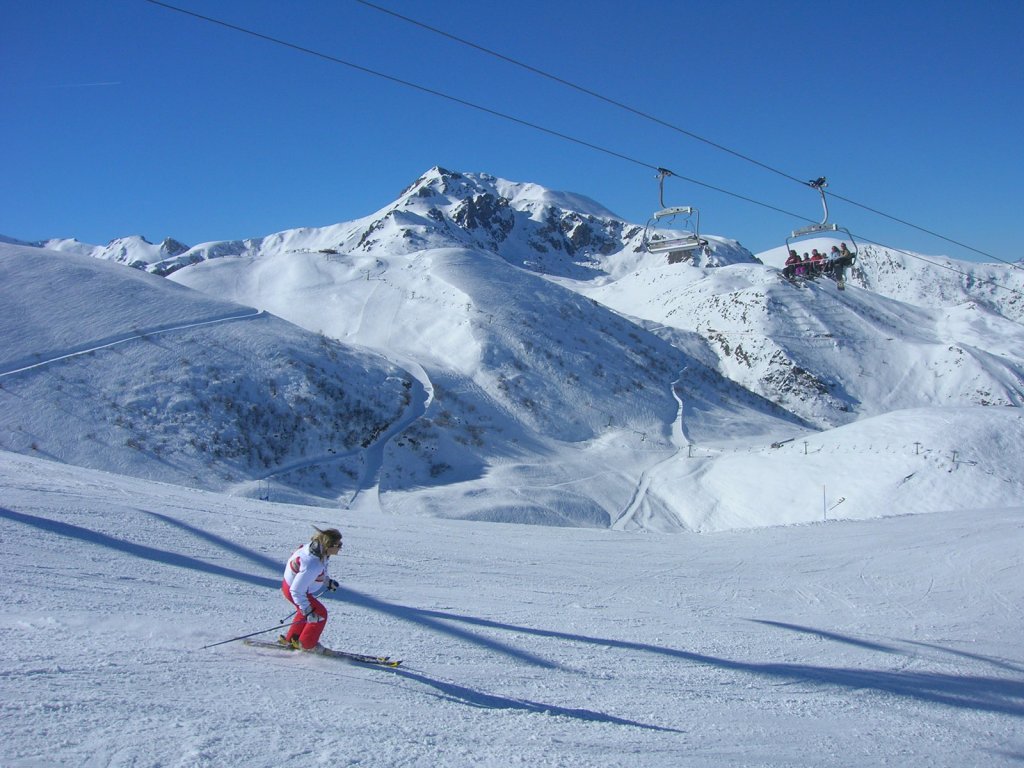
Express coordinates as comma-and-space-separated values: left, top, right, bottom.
380, 665, 683, 733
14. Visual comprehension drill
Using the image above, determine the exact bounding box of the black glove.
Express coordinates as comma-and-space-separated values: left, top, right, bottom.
327, 578, 340, 592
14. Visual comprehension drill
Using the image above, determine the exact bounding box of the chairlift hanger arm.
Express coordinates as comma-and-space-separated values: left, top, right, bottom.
806, 176, 830, 226
650, 168, 697, 223
656, 168, 674, 208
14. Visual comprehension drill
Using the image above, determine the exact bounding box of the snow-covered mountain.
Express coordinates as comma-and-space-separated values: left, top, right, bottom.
4, 167, 1023, 530
0, 245, 413, 504
5, 168, 1023, 767
34, 234, 192, 270
39, 168, 756, 277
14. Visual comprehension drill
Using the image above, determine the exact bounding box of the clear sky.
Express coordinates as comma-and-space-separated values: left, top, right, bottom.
2, 0, 1021, 262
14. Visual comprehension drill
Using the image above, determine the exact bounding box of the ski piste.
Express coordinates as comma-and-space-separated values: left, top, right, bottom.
243, 639, 401, 667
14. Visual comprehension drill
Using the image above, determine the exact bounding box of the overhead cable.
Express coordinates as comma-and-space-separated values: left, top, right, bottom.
353, 0, 807, 187
142, 0, 813, 224
848, 234, 1024, 299
354, 0, 1015, 267
144, 1, 1021, 293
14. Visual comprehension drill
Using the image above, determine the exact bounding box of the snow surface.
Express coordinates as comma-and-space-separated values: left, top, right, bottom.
2, 451, 1022, 766
2, 167, 1024, 765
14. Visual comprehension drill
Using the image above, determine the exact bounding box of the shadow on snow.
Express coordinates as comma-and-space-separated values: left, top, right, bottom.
5, 504, 1023, 722
382, 666, 682, 733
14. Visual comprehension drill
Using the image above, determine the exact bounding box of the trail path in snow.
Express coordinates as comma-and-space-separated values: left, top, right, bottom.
612, 370, 693, 530
0, 308, 263, 378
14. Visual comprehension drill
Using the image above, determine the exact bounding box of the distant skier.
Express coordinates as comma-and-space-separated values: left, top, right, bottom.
279, 527, 342, 653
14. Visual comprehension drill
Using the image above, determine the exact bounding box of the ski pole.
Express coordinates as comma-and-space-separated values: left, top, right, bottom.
202, 585, 336, 650
202, 602, 322, 650
201, 621, 290, 650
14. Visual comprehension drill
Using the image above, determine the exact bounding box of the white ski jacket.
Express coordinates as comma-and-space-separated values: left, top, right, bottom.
283, 543, 332, 614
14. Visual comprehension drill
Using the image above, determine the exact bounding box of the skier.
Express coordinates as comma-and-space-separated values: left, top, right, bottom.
797, 254, 810, 278
829, 242, 856, 289
280, 527, 342, 653
838, 242, 855, 267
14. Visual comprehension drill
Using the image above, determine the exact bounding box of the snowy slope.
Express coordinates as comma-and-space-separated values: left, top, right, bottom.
4, 167, 1024, 531
571, 258, 1024, 430
0, 244, 412, 502
2, 451, 1021, 767
614, 406, 1024, 531
170, 238, 701, 525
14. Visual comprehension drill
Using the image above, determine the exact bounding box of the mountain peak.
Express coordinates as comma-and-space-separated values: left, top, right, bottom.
399, 166, 468, 200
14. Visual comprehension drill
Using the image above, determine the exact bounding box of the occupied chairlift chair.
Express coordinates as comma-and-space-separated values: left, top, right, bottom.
642, 169, 710, 262
785, 177, 858, 288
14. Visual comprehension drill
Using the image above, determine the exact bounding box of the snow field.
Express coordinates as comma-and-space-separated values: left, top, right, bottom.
2, 452, 1022, 767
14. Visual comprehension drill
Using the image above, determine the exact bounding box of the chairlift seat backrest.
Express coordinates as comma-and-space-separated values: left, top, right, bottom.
653, 206, 694, 220
790, 222, 840, 239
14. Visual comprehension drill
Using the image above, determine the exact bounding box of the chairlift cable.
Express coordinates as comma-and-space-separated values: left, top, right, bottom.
142, 0, 812, 224
846, 233, 1024, 300
658, 168, 812, 222
353, 0, 807, 187
141, 2, 652, 171
145, 1, 1019, 277
829, 191, 1020, 269
354, 0, 1014, 267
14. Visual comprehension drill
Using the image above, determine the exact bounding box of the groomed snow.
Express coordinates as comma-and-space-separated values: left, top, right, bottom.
2, 452, 1021, 766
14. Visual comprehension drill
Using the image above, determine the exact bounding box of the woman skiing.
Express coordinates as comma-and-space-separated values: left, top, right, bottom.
280, 527, 342, 652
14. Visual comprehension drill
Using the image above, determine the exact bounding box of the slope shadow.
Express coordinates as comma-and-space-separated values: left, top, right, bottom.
383, 666, 682, 733
1, 506, 278, 590
396, 607, 1024, 718
749, 619, 902, 653
0, 506, 558, 669
391, 606, 1024, 720
7, 504, 1022, 719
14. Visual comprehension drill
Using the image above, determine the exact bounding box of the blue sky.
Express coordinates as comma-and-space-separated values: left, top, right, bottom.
2, 0, 1021, 262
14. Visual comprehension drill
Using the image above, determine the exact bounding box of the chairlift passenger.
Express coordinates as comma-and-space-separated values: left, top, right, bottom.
784, 176, 858, 289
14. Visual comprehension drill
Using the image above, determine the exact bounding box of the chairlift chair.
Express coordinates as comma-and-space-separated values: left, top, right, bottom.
785, 177, 858, 256
642, 169, 709, 258
784, 177, 858, 288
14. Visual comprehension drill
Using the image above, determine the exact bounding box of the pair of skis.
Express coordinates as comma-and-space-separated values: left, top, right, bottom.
243, 639, 401, 667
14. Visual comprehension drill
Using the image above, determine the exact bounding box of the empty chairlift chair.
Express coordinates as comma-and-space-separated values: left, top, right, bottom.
642, 169, 710, 262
